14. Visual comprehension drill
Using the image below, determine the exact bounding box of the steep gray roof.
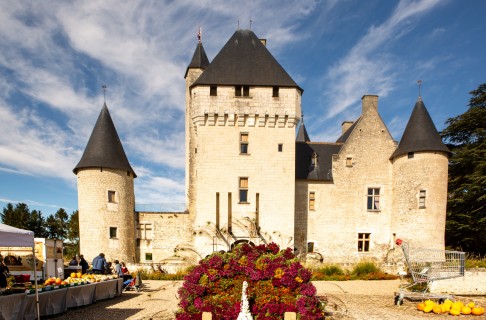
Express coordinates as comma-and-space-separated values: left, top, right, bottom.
296, 142, 342, 181
184, 42, 210, 78
296, 122, 310, 142
192, 29, 302, 91
391, 98, 450, 159
73, 103, 137, 177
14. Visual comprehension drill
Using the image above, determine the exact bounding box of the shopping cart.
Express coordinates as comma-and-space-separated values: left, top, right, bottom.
394, 238, 465, 305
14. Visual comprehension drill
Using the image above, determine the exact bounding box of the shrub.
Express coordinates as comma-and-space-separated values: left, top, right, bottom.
465, 254, 486, 268
176, 243, 325, 319
351, 261, 379, 277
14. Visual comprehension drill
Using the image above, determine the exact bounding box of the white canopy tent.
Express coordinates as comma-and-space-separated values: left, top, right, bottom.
0, 223, 40, 319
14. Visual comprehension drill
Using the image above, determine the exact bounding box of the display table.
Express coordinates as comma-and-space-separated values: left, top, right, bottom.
0, 279, 123, 319
0, 293, 26, 320
21, 288, 68, 320
65, 283, 96, 308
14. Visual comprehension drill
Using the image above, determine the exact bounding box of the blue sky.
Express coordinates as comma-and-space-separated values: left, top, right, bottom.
0, 0, 484, 216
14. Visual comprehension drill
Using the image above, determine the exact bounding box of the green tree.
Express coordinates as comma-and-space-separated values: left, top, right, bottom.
65, 210, 80, 257
0, 203, 30, 229
441, 83, 486, 254
27, 210, 49, 238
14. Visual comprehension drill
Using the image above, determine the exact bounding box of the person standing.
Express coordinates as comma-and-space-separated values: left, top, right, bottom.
92, 253, 107, 274
0, 256, 10, 288
114, 260, 123, 277
79, 255, 89, 274
69, 256, 78, 266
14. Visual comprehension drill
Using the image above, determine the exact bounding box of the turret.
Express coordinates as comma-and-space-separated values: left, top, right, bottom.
391, 97, 450, 250
74, 103, 136, 263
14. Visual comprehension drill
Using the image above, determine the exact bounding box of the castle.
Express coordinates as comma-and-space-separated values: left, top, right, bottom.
74, 30, 450, 266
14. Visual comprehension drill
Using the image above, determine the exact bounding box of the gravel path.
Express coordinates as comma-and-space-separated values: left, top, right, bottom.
53, 280, 486, 320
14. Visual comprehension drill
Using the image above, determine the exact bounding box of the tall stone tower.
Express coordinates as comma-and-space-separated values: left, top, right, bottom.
73, 103, 137, 263
391, 97, 450, 249
185, 29, 302, 257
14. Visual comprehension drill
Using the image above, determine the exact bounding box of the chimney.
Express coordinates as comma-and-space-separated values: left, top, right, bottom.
341, 121, 354, 134
361, 95, 378, 114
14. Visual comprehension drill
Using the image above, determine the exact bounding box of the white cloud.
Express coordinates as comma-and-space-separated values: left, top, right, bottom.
314, 0, 442, 134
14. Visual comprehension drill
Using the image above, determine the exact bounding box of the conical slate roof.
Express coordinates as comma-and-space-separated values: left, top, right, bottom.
184, 42, 210, 78
73, 103, 137, 177
390, 98, 450, 159
296, 122, 310, 142
192, 29, 302, 90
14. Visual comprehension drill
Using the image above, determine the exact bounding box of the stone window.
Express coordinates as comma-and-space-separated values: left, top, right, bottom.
309, 192, 315, 211
145, 253, 153, 261
272, 86, 279, 97
358, 233, 370, 252
210, 85, 217, 96
367, 188, 380, 211
307, 242, 314, 253
240, 133, 249, 154
138, 223, 153, 240
278, 143, 283, 152
108, 190, 116, 203
239, 177, 248, 203
235, 85, 249, 97
109, 227, 117, 239
408, 152, 414, 159
346, 157, 353, 167
419, 190, 426, 208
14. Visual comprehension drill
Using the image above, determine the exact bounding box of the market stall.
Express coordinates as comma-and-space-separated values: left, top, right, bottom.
0, 224, 39, 320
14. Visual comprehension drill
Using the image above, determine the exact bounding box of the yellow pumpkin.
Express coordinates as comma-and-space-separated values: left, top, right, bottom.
432, 305, 442, 314
462, 306, 472, 315
71, 272, 76, 278
468, 302, 475, 308
423, 304, 434, 313
449, 308, 461, 316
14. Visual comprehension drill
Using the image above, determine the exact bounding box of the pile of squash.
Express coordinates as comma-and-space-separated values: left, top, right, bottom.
417, 299, 485, 316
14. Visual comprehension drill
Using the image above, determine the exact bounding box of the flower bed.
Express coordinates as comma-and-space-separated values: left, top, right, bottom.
176, 243, 325, 319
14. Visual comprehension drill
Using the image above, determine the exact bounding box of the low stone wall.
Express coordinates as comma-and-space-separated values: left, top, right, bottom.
429, 268, 486, 295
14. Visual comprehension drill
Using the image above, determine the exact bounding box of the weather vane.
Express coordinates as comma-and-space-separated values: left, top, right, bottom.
102, 85, 107, 103
250, 17, 253, 30
197, 27, 202, 43
417, 80, 422, 97
237, 17, 240, 30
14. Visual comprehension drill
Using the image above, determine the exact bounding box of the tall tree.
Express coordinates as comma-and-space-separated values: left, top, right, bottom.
27, 210, 49, 238
0, 203, 15, 225
0, 203, 30, 229
441, 83, 486, 254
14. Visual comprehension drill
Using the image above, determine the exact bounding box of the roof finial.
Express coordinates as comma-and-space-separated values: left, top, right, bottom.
237, 17, 240, 30
197, 27, 202, 43
417, 79, 422, 100
250, 17, 253, 30
102, 85, 107, 104
301, 111, 304, 124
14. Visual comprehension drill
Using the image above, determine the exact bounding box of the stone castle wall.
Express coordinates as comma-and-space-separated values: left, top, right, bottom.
77, 167, 136, 263
188, 85, 301, 257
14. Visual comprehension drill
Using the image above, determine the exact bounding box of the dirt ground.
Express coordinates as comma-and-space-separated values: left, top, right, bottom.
55, 280, 486, 320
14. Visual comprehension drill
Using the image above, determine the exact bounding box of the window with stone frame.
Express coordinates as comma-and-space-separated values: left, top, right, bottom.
240, 133, 249, 154
272, 86, 279, 97
358, 233, 370, 252
145, 253, 153, 261
210, 85, 217, 96
109, 227, 117, 239
307, 242, 315, 253
419, 190, 426, 208
367, 188, 380, 211
309, 192, 315, 211
108, 190, 116, 203
239, 177, 248, 203
235, 85, 250, 97
138, 223, 153, 240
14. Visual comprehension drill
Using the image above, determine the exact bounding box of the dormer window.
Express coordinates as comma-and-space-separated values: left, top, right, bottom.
235, 85, 249, 97
311, 152, 318, 166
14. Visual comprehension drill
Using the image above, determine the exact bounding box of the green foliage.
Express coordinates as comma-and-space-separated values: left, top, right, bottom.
1, 202, 78, 247
441, 83, 486, 254
465, 255, 486, 268
314, 264, 345, 276
134, 267, 190, 280
351, 261, 379, 277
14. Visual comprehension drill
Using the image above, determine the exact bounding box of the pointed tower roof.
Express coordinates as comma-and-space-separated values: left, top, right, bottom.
184, 42, 210, 78
192, 29, 302, 91
73, 103, 137, 177
390, 98, 450, 159
296, 121, 310, 142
